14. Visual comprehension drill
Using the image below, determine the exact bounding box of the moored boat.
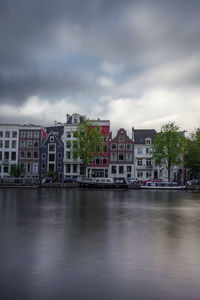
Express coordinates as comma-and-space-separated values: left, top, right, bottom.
140, 181, 185, 190
79, 177, 129, 189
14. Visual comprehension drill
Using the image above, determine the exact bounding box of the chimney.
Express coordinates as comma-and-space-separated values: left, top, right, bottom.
132, 126, 135, 142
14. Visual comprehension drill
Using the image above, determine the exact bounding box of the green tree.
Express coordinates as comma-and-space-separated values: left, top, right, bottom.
152, 122, 185, 181
184, 128, 200, 178
10, 163, 24, 178
43, 169, 58, 181
72, 118, 103, 177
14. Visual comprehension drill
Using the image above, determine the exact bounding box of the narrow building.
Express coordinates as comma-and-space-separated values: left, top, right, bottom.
109, 128, 134, 179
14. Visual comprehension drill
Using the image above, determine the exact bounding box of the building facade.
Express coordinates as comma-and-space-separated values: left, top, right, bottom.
132, 128, 157, 182
40, 130, 64, 181
18, 125, 42, 178
87, 119, 110, 178
0, 124, 19, 177
109, 128, 134, 179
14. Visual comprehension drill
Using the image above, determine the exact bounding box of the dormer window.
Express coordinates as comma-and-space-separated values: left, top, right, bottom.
50, 136, 54, 142
146, 138, 151, 145
72, 115, 79, 124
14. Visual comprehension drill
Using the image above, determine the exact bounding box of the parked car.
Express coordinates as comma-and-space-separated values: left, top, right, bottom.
127, 178, 138, 184
41, 177, 54, 183
62, 177, 74, 183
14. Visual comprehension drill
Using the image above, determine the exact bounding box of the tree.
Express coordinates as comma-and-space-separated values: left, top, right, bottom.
72, 118, 103, 177
43, 169, 58, 181
152, 122, 185, 182
184, 128, 200, 178
10, 163, 24, 178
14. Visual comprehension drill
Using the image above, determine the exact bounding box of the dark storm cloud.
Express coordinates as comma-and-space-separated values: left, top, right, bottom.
1, 0, 200, 107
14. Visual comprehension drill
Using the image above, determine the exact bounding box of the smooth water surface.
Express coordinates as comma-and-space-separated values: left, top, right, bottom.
0, 188, 200, 300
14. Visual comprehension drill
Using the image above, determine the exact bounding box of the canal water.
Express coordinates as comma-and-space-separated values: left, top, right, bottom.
0, 188, 200, 300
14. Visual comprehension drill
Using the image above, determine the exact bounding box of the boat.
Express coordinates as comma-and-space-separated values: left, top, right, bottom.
79, 177, 129, 189
140, 181, 185, 190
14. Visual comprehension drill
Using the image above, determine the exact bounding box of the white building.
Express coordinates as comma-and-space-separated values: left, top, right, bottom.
132, 127, 184, 183
63, 113, 85, 178
0, 124, 19, 177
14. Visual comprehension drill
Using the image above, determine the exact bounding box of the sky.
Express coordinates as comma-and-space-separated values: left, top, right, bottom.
1, 0, 200, 134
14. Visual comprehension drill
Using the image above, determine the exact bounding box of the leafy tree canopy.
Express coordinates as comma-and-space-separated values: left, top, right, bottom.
72, 118, 103, 175
10, 163, 24, 178
152, 122, 185, 181
184, 128, 200, 176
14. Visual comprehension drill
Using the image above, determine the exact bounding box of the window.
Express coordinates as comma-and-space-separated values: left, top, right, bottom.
146, 138, 151, 145
42, 153, 46, 159
27, 151, 32, 158
118, 153, 124, 161
33, 162, 38, 173
34, 141, 39, 148
103, 145, 108, 153
110, 152, 117, 161
137, 171, 143, 178
4, 166, 9, 173
4, 152, 9, 160
20, 151, 25, 158
146, 160, 152, 166
73, 131, 78, 138
73, 116, 79, 124
27, 131, 32, 138
137, 160, 142, 166
146, 148, 149, 154
118, 143, 125, 150
27, 163, 31, 173
111, 143, 117, 150
49, 163, 54, 171
95, 158, 100, 165
0, 152, 2, 160
33, 152, 38, 159
12, 131, 17, 138
103, 135, 108, 143
0, 140, 2, 148
66, 151, 71, 159
111, 166, 116, 174
119, 137, 125, 142
102, 158, 107, 165
120, 130, 124, 135
137, 148, 143, 154
12, 141, 16, 148
0, 131, 3, 138
11, 152, 16, 161
5, 131, 10, 138
34, 131, 39, 138
5, 140, 9, 148
20, 141, 26, 147
127, 166, 132, 173
73, 165, 77, 173
126, 152, 132, 161
159, 170, 163, 177
66, 132, 71, 138
66, 140, 71, 149
58, 163, 61, 168
66, 164, 71, 173
42, 163, 45, 169
49, 144, 55, 151
58, 152, 62, 159
126, 143, 132, 150
20, 131, 26, 138
50, 136, 54, 142
27, 140, 32, 147
119, 166, 124, 174
49, 154, 55, 161
146, 172, 152, 178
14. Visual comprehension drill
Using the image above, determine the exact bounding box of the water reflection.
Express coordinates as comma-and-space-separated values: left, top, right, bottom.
0, 189, 200, 299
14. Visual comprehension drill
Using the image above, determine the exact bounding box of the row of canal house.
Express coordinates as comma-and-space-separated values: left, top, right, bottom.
0, 113, 185, 182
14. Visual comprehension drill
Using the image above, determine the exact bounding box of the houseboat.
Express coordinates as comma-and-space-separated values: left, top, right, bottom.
79, 177, 129, 189
140, 181, 185, 190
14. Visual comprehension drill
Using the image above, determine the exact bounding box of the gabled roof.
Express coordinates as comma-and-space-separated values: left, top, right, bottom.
40, 131, 64, 148
133, 129, 157, 144
45, 125, 64, 137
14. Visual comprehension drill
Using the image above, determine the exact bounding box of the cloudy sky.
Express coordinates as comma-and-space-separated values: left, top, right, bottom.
1, 0, 200, 133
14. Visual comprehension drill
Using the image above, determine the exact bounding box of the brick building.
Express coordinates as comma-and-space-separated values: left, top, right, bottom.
109, 128, 134, 179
